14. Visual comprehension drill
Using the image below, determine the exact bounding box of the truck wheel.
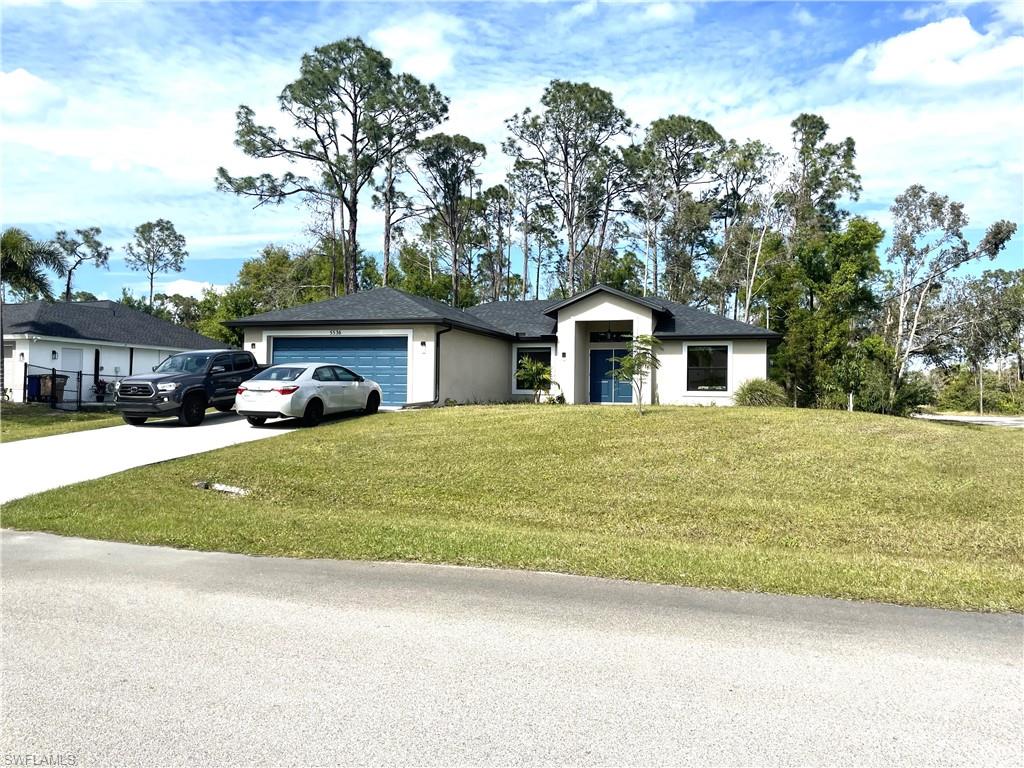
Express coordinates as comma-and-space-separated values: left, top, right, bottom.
246, 416, 267, 427
178, 394, 207, 427
214, 402, 234, 413
364, 391, 380, 415
301, 399, 323, 428
123, 416, 147, 426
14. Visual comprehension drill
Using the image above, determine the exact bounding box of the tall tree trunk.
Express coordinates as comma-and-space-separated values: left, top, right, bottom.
381, 159, 396, 288
346, 109, 360, 295
450, 238, 459, 306
148, 270, 155, 306
506, 218, 513, 301
535, 248, 541, 301
65, 271, 73, 302
329, 202, 339, 297
567, 231, 576, 295
978, 364, 985, 415
652, 222, 659, 296
346, 208, 358, 294
592, 197, 612, 287
521, 211, 530, 301
743, 218, 770, 323
642, 230, 649, 296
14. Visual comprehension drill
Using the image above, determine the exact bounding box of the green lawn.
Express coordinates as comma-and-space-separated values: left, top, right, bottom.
2, 405, 1021, 611
0, 403, 124, 442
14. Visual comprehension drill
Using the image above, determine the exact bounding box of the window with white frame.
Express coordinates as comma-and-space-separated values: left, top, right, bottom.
514, 345, 553, 392
687, 345, 728, 391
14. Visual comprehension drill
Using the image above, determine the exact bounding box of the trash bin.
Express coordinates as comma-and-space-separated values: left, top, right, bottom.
39, 374, 69, 401
26, 375, 42, 402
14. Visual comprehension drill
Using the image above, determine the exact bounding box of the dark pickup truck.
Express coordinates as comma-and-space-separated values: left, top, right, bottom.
113, 349, 266, 426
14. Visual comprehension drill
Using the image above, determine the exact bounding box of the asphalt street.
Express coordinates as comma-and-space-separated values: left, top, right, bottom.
2, 531, 1021, 766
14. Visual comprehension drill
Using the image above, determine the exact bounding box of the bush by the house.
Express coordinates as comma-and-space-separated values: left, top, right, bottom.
734, 379, 789, 407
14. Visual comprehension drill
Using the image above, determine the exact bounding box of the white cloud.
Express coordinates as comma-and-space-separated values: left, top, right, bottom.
792, 6, 815, 27
555, 1, 598, 26
0, 69, 65, 120
614, 1, 697, 26
1, 0, 98, 7
902, 1, 1024, 33
369, 12, 464, 81
844, 16, 1024, 86
644, 3, 679, 22
155, 279, 228, 299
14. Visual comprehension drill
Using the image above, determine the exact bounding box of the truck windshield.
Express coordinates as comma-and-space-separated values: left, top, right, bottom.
154, 353, 213, 374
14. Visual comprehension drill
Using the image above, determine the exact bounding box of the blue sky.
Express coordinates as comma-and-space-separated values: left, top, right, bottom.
2, 0, 1022, 299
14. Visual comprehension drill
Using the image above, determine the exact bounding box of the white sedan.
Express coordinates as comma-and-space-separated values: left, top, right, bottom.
235, 363, 383, 427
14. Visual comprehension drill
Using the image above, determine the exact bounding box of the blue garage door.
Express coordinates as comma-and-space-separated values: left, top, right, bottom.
272, 336, 408, 406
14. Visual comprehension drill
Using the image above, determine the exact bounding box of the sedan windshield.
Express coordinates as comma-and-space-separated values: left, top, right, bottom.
250, 367, 305, 382
154, 353, 213, 374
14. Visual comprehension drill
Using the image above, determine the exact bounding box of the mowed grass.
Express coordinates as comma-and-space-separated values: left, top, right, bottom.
0, 403, 123, 442
3, 405, 1021, 610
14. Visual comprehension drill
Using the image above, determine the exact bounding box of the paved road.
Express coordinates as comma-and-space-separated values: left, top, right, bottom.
0, 412, 294, 504
914, 413, 1024, 429
2, 532, 1021, 766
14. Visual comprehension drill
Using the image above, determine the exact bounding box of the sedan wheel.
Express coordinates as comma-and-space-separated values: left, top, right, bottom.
301, 399, 323, 428
364, 391, 380, 415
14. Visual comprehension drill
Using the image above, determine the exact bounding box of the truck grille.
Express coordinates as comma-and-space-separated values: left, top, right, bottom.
119, 383, 154, 397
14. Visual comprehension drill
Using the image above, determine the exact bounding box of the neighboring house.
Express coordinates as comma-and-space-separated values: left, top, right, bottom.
2, 300, 224, 402
226, 284, 780, 408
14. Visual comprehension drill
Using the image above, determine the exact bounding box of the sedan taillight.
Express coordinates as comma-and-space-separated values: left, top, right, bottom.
275, 385, 300, 395
236, 386, 246, 394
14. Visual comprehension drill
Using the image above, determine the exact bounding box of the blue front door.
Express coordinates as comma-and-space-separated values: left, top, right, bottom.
272, 336, 408, 406
589, 349, 632, 404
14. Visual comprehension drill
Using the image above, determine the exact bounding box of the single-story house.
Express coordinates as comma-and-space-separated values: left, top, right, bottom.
2, 300, 224, 403
226, 284, 780, 408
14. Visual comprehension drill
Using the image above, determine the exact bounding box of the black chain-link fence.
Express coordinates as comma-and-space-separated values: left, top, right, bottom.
22, 363, 128, 411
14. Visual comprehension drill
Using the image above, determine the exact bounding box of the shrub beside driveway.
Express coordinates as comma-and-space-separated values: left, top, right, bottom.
2, 405, 1021, 611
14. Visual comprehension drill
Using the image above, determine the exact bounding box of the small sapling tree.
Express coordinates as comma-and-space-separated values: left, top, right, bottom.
611, 334, 662, 414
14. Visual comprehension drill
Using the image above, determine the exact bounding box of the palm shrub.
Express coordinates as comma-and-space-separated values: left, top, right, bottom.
516, 356, 555, 403
734, 378, 788, 407
1, 227, 65, 397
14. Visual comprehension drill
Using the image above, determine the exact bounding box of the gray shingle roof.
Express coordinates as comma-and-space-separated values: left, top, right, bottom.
653, 300, 780, 339
225, 285, 779, 341
471, 288, 780, 340
466, 299, 560, 338
542, 283, 668, 316
225, 286, 510, 337
1, 300, 226, 349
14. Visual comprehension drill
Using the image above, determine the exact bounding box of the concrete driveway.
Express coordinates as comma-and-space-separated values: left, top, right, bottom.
2, 531, 1021, 767
914, 413, 1024, 429
0, 412, 295, 504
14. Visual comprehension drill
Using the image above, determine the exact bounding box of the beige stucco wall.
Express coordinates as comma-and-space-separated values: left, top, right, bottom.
236, 310, 770, 410
656, 338, 769, 405
553, 293, 655, 405
244, 324, 438, 405
439, 329, 511, 404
